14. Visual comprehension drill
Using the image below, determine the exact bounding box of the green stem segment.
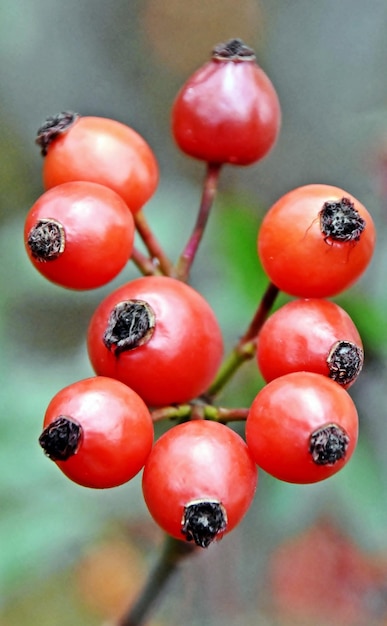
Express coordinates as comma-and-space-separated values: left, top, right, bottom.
206, 282, 279, 399
176, 162, 222, 281
115, 536, 197, 626
151, 404, 249, 423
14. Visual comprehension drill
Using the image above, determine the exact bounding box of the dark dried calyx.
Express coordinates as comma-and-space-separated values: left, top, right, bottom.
181, 500, 228, 548
36, 111, 79, 156
27, 219, 65, 261
319, 197, 365, 243
212, 38, 255, 61
39, 416, 82, 461
327, 340, 363, 386
103, 300, 156, 356
309, 423, 349, 465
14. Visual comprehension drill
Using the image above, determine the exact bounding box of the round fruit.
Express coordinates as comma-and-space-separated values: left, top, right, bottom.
172, 38, 281, 165
37, 113, 159, 213
257, 184, 376, 297
24, 181, 135, 290
142, 420, 258, 547
87, 276, 224, 407
39, 376, 154, 489
246, 371, 359, 484
257, 298, 363, 388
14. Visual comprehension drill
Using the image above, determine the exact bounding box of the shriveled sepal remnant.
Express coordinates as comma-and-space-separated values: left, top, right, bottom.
39, 416, 82, 461
27, 219, 65, 261
36, 111, 79, 156
319, 197, 365, 243
309, 423, 350, 465
327, 340, 364, 386
103, 300, 156, 356
181, 499, 228, 548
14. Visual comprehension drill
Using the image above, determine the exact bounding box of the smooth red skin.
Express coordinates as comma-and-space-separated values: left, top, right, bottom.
142, 420, 258, 542
43, 377, 154, 489
257, 184, 376, 298
172, 59, 281, 165
24, 181, 135, 290
257, 298, 363, 388
42, 116, 159, 214
87, 276, 224, 407
245, 372, 359, 484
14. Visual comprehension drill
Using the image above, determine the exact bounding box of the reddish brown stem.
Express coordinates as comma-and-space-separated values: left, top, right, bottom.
131, 247, 163, 276
175, 162, 222, 281
134, 210, 175, 276
240, 281, 280, 344
114, 535, 197, 626
205, 405, 250, 422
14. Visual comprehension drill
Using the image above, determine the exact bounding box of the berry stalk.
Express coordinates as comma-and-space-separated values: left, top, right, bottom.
175, 162, 222, 281
131, 247, 164, 276
134, 210, 175, 276
113, 535, 197, 626
150, 404, 249, 423
206, 282, 279, 399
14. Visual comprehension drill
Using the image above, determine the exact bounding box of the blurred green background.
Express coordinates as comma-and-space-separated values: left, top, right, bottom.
2, 1, 387, 624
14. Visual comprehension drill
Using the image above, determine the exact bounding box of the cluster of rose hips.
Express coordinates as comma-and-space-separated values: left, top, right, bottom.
24, 39, 376, 550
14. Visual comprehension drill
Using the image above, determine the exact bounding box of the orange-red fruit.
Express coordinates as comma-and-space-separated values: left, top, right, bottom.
41, 116, 159, 213
24, 181, 135, 290
87, 276, 224, 407
172, 39, 281, 165
246, 372, 359, 484
142, 420, 258, 544
41, 377, 154, 489
257, 298, 363, 388
258, 184, 376, 297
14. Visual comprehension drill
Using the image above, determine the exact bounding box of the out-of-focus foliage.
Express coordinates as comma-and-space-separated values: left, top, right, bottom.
2, 0, 387, 624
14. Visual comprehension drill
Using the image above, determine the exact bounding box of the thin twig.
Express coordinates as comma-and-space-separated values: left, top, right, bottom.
175, 163, 222, 281
203, 405, 250, 422
150, 403, 249, 424
131, 247, 164, 276
206, 282, 279, 399
151, 404, 191, 422
114, 535, 197, 626
134, 210, 175, 276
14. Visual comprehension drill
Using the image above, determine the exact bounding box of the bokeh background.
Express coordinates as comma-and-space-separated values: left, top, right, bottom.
2, 1, 387, 624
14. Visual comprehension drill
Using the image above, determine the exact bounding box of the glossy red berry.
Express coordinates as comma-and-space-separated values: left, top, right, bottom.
24, 181, 135, 290
172, 38, 281, 165
87, 276, 224, 407
39, 376, 154, 489
142, 420, 258, 547
246, 372, 359, 484
37, 113, 159, 213
258, 184, 376, 297
257, 298, 363, 388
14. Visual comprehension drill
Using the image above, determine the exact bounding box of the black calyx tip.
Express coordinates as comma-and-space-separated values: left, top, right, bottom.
327, 340, 364, 386
27, 219, 65, 261
39, 416, 82, 461
212, 38, 255, 62
103, 300, 156, 357
181, 500, 228, 548
309, 423, 349, 465
319, 197, 365, 243
36, 111, 79, 156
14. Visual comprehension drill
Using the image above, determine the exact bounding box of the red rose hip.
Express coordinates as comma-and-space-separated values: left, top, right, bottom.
172, 38, 281, 165
87, 276, 224, 407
